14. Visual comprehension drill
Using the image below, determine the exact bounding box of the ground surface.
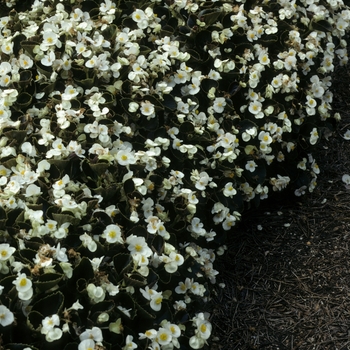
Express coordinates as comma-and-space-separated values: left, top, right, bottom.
209, 56, 350, 349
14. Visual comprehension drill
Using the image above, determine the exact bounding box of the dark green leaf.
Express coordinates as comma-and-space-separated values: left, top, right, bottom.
27, 310, 43, 331
34, 273, 63, 292
312, 19, 333, 32
113, 253, 133, 276
123, 272, 147, 287
32, 291, 64, 317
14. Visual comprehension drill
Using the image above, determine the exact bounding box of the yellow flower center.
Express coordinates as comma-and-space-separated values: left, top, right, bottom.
135, 244, 142, 252
19, 278, 27, 287
159, 333, 168, 341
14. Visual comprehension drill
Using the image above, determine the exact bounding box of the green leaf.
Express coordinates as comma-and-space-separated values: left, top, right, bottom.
0, 275, 17, 294
63, 343, 79, 350
162, 94, 177, 111
101, 91, 115, 107
115, 292, 136, 320
20, 40, 40, 57
123, 178, 135, 195
245, 162, 266, 185
311, 19, 333, 32
151, 235, 164, 255
19, 248, 37, 263
14, 92, 32, 110
5, 345, 39, 350
27, 310, 43, 331
32, 291, 64, 317
89, 162, 110, 176
174, 309, 190, 324
135, 301, 156, 320
18, 70, 32, 85
89, 300, 115, 324
157, 267, 172, 285
199, 9, 222, 26
52, 213, 80, 226
123, 272, 147, 287
239, 119, 258, 132
113, 253, 133, 276
102, 24, 117, 40
47, 159, 70, 171
201, 79, 219, 94
126, 225, 148, 239
34, 273, 64, 292
179, 121, 195, 134
71, 257, 95, 284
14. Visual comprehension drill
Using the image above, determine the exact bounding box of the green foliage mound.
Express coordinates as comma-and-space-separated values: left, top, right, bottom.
0, 0, 348, 349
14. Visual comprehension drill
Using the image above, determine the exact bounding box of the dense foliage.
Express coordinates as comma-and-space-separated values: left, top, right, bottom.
0, 0, 349, 349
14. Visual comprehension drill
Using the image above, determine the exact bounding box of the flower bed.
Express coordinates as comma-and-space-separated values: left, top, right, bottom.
0, 0, 349, 349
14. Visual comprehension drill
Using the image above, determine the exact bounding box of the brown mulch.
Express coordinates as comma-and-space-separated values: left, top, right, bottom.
210, 55, 350, 349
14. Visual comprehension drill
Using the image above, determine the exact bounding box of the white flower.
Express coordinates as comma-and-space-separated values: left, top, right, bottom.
41, 314, 60, 333
156, 328, 172, 346
25, 184, 42, 197
109, 318, 123, 334
258, 50, 270, 65
41, 50, 56, 67
13, 273, 32, 293
40, 313, 63, 341
161, 251, 184, 273
342, 174, 350, 185
150, 292, 163, 311
187, 77, 201, 95
242, 127, 257, 142
310, 128, 319, 145
116, 149, 136, 166
53, 243, 68, 262
79, 327, 103, 342
140, 100, 155, 118
132, 9, 147, 23
193, 171, 212, 191
139, 328, 157, 340
189, 335, 205, 349
123, 335, 138, 350
258, 131, 273, 145
248, 100, 262, 115
0, 243, 15, 261
126, 235, 152, 257
41, 31, 59, 49
175, 278, 191, 294
87, 283, 105, 303
270, 175, 290, 191
61, 85, 79, 100
343, 130, 350, 140
190, 217, 206, 236
213, 97, 226, 113
79, 233, 97, 252
78, 339, 96, 350
128, 102, 139, 113
1, 41, 13, 55
193, 313, 212, 340
102, 224, 123, 244
223, 182, 237, 197
0, 305, 14, 327
245, 160, 257, 172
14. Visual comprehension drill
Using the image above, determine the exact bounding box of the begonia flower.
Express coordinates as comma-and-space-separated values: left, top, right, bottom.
0, 305, 14, 327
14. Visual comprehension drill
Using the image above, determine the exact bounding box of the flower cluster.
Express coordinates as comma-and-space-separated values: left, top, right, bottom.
0, 0, 348, 349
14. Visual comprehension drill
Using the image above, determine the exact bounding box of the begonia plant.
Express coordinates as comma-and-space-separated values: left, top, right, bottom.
0, 0, 349, 349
